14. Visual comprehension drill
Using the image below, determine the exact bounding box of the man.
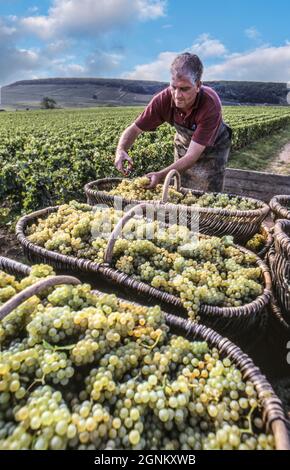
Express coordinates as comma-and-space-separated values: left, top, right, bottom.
114, 53, 232, 192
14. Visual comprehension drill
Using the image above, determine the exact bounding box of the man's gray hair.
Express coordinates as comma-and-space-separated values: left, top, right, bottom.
170, 53, 203, 83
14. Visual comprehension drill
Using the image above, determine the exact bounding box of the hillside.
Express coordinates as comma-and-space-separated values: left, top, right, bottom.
1, 77, 288, 109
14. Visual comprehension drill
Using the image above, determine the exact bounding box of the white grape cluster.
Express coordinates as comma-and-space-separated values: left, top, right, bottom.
0, 265, 55, 345
107, 178, 258, 210
0, 276, 275, 450
108, 177, 182, 203
246, 231, 267, 253
27, 201, 121, 262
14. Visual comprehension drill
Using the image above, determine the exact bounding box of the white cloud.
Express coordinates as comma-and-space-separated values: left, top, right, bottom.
0, 44, 41, 84
21, 0, 166, 39
54, 62, 87, 75
44, 39, 72, 56
0, 18, 17, 38
86, 50, 123, 73
123, 34, 227, 80
205, 43, 290, 82
245, 27, 261, 40
189, 34, 227, 58
124, 51, 175, 81
124, 36, 290, 83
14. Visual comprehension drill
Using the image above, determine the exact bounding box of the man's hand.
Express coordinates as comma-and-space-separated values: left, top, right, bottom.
114, 150, 133, 176
145, 171, 164, 189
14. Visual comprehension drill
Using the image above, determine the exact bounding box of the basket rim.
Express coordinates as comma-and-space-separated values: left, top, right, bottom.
0, 256, 31, 277
84, 177, 270, 218
274, 219, 290, 258
267, 246, 290, 326
16, 205, 272, 322
269, 195, 290, 220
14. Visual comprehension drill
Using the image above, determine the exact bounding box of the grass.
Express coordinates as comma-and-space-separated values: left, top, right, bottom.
228, 123, 290, 173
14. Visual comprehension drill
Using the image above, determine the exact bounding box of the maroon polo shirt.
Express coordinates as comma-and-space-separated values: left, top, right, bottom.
135, 85, 222, 147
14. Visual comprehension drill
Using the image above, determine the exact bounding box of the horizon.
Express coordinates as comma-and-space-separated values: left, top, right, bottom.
3, 77, 289, 87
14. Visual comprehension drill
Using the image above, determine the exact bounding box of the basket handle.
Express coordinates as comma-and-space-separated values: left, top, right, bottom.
272, 419, 290, 450
0, 256, 31, 277
0, 275, 81, 321
161, 169, 181, 203
104, 203, 155, 265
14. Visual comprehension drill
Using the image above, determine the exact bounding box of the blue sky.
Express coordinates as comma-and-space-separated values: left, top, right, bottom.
0, 0, 289, 86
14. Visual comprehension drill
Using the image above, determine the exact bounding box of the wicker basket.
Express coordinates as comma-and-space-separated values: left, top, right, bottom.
267, 294, 290, 343
270, 195, 290, 222
0, 256, 289, 450
16, 203, 271, 342
267, 224, 290, 323
84, 170, 270, 243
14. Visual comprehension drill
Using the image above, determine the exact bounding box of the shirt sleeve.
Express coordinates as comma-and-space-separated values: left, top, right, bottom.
135, 93, 166, 132
192, 110, 222, 147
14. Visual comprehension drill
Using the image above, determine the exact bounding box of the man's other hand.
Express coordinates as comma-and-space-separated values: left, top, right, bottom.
144, 171, 164, 189
114, 150, 133, 176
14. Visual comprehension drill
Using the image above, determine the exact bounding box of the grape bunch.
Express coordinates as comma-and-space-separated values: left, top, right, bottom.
108, 177, 182, 204
27, 201, 121, 262
0, 273, 276, 450
0, 264, 55, 345
246, 230, 267, 253
106, 178, 259, 210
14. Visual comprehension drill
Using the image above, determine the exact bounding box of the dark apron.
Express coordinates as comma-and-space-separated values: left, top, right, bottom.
174, 121, 232, 192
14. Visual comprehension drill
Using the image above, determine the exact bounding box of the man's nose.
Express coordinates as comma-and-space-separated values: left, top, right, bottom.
175, 89, 183, 98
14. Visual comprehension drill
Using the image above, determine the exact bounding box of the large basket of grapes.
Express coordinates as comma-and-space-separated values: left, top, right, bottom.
85, 170, 270, 243
267, 223, 290, 323
16, 202, 271, 343
0, 260, 289, 450
269, 195, 290, 222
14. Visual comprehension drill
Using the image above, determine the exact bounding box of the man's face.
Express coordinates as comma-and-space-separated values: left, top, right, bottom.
170, 75, 200, 111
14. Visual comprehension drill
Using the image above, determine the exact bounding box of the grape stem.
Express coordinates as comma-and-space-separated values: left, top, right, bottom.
140, 331, 162, 350
240, 404, 257, 435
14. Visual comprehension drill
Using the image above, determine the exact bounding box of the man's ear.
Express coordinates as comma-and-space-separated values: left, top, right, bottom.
196, 80, 202, 92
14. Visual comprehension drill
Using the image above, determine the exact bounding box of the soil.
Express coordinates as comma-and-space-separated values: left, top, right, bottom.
0, 226, 26, 261
266, 141, 290, 175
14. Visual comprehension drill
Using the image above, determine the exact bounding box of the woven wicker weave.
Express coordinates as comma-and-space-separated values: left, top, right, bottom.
268, 294, 290, 341
0, 256, 31, 277
84, 171, 270, 243
0, 256, 289, 450
270, 195, 290, 222
16, 204, 271, 341
267, 223, 290, 322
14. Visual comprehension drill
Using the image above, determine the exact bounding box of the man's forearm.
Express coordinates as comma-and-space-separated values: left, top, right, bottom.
159, 147, 204, 179
117, 123, 142, 152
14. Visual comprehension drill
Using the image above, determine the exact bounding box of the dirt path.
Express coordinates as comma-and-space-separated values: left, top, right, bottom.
266, 141, 290, 174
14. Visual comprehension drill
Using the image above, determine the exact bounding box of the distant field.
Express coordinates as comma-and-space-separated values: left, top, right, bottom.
1, 106, 290, 222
